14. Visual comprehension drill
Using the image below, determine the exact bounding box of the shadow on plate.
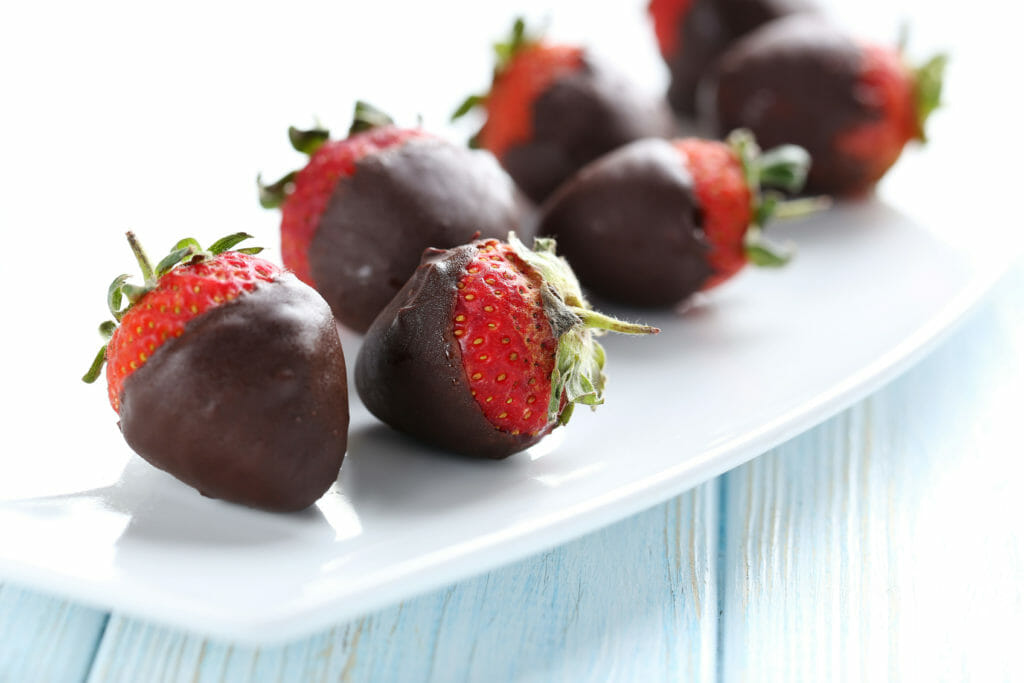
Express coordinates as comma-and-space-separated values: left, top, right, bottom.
340, 422, 549, 517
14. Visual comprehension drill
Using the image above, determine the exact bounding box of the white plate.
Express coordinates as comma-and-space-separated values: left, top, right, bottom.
0, 0, 1019, 645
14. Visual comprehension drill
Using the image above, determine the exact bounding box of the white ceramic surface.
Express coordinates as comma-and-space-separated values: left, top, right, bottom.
1, 0, 1019, 645
0, 197, 1012, 643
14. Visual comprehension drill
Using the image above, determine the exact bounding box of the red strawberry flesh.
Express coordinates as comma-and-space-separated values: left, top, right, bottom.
649, 0, 694, 58
453, 240, 557, 436
105, 253, 280, 412
674, 139, 753, 288
478, 43, 584, 161
834, 43, 918, 191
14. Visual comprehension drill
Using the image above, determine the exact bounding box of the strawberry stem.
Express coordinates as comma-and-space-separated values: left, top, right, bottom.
126, 231, 155, 287
570, 307, 660, 335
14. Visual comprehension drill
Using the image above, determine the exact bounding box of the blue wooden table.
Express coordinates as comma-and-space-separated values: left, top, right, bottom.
2, 265, 1020, 682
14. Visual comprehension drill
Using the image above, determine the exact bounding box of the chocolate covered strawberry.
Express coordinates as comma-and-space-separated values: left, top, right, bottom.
708, 15, 946, 195
83, 232, 349, 511
649, 0, 814, 115
356, 235, 658, 458
259, 101, 525, 332
538, 130, 818, 307
452, 19, 674, 203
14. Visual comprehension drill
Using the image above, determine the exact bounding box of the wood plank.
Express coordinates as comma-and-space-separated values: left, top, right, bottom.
0, 585, 108, 683
719, 269, 1024, 682
85, 482, 717, 683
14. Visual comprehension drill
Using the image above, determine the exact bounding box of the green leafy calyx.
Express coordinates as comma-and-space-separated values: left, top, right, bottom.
507, 233, 659, 427
259, 102, 402, 210
82, 232, 263, 384
450, 17, 539, 127
493, 17, 533, 71
349, 100, 395, 136
912, 54, 947, 142
728, 129, 829, 267
289, 124, 330, 155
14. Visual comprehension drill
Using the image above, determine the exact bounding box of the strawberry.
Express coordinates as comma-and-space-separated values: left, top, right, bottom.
648, 0, 812, 115
355, 235, 658, 458
709, 15, 946, 195
537, 130, 819, 307
452, 19, 674, 203
259, 101, 525, 332
83, 232, 349, 511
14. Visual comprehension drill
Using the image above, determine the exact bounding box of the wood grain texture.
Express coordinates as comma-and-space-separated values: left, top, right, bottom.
0, 585, 108, 683
719, 267, 1024, 682
84, 482, 717, 683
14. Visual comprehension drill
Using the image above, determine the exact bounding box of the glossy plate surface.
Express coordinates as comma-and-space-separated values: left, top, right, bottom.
0, 0, 1017, 644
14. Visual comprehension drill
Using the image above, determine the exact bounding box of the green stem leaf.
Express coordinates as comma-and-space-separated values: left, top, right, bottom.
451, 94, 485, 122
173, 237, 201, 252
494, 17, 530, 68
771, 196, 832, 220
207, 232, 254, 255
913, 54, 948, 142
257, 171, 297, 209
122, 283, 151, 304
756, 144, 811, 193
349, 101, 395, 136
155, 246, 196, 277
744, 229, 793, 267
107, 274, 131, 321
82, 345, 107, 384
288, 125, 330, 155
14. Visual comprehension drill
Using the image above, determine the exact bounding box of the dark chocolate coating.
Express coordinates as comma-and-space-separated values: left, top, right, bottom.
356, 245, 544, 459
537, 138, 712, 307
119, 276, 349, 512
502, 54, 676, 204
309, 137, 527, 333
664, 0, 813, 115
708, 15, 874, 194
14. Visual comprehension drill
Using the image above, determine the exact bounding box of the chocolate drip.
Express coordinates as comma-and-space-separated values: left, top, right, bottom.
119, 275, 349, 512
356, 245, 544, 459
310, 137, 526, 333
537, 138, 712, 307
502, 55, 676, 204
